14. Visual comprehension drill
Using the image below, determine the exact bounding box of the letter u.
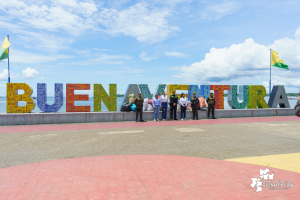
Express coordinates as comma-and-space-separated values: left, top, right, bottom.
37, 83, 63, 112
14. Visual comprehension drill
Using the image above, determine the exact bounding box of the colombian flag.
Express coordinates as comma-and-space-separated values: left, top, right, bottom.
271, 49, 289, 70
0, 36, 11, 61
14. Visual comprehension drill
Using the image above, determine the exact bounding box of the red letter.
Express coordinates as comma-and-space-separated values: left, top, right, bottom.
66, 84, 90, 112
210, 85, 230, 109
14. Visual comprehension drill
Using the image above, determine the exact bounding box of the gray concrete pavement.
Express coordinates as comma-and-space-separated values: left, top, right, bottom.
0, 108, 295, 125
0, 120, 299, 168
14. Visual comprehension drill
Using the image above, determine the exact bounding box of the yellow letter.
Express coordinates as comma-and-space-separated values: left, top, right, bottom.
94, 84, 117, 112
7, 83, 35, 113
167, 84, 189, 99
247, 85, 269, 109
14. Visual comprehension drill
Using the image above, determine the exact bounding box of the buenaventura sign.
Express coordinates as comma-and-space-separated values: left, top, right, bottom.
6, 83, 290, 113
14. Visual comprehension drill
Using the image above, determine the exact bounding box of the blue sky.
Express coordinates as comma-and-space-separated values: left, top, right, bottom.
0, 0, 300, 96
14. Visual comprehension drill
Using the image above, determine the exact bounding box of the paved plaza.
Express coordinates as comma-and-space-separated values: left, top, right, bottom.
0, 116, 300, 199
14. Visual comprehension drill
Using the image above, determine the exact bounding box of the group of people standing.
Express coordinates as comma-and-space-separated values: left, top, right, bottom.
134, 91, 217, 122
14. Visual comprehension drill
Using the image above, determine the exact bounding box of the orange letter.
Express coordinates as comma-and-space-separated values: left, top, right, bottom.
210, 85, 230, 109
66, 84, 90, 112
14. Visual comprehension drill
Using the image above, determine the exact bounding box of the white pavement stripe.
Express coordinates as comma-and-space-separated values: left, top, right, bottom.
98, 130, 145, 134
174, 128, 206, 133
266, 124, 290, 126
266, 124, 300, 126
20, 134, 58, 141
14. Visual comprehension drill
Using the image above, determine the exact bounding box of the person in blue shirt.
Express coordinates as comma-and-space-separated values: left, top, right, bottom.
153, 93, 161, 121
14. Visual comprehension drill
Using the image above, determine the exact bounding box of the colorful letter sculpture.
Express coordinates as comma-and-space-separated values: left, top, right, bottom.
228, 85, 249, 109
188, 85, 203, 100
268, 85, 290, 108
238, 86, 245, 101
66, 84, 90, 112
37, 83, 63, 113
138, 84, 153, 99
5, 83, 293, 113
123, 84, 140, 103
7, 83, 35, 113
94, 84, 117, 112
155, 84, 167, 96
210, 85, 230, 109
167, 84, 189, 99
200, 85, 210, 99
247, 85, 269, 109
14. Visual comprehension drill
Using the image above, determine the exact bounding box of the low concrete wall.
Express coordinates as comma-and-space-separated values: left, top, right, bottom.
0, 108, 295, 126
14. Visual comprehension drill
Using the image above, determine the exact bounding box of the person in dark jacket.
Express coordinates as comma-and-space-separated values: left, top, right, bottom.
190, 92, 200, 120
169, 90, 178, 120
295, 94, 300, 117
206, 92, 216, 119
134, 93, 145, 122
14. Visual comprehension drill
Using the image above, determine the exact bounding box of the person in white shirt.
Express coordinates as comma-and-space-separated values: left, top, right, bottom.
179, 93, 187, 120
160, 91, 168, 120
152, 94, 161, 121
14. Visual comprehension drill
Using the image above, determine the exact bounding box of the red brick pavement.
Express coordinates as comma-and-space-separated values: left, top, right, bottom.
0, 155, 299, 200
1, 116, 299, 134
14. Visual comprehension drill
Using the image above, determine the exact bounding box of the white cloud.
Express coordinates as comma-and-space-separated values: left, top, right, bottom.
0, 69, 19, 81
94, 68, 147, 76
66, 54, 132, 65
0, 69, 8, 81
19, 31, 74, 51
40, 77, 45, 80
97, 1, 180, 44
10, 49, 73, 64
0, 0, 185, 46
201, 1, 240, 20
165, 51, 186, 57
22, 67, 39, 79
107, 0, 132, 8
139, 51, 157, 61
91, 48, 112, 52
89, 54, 132, 64
0, 0, 99, 34
175, 27, 300, 87
175, 38, 268, 82
0, 19, 73, 52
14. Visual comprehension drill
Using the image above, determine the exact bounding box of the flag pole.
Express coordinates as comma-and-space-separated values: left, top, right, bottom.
269, 48, 271, 96
7, 35, 10, 83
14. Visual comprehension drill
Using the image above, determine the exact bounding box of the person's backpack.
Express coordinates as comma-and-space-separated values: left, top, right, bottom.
120, 103, 132, 112
295, 100, 300, 117
131, 104, 136, 111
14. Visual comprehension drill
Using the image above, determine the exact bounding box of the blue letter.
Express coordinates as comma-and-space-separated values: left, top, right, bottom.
37, 83, 63, 112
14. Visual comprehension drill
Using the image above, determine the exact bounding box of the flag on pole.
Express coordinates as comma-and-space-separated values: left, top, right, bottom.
0, 36, 11, 61
271, 49, 289, 70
